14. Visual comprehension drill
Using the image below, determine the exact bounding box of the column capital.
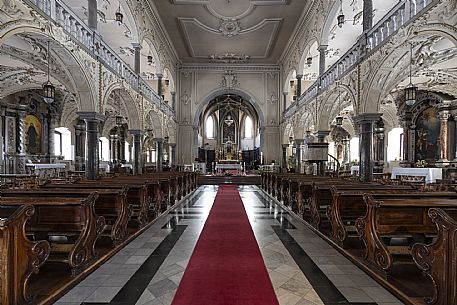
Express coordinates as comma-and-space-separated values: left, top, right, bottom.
153, 137, 164, 143
282, 144, 290, 148
155, 73, 163, 78
77, 112, 105, 122
353, 113, 382, 124
296, 74, 303, 79
315, 130, 330, 137
131, 42, 142, 49
318, 44, 328, 51
129, 129, 144, 136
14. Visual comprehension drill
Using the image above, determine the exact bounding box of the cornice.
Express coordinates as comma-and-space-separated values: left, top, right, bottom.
178, 64, 280, 72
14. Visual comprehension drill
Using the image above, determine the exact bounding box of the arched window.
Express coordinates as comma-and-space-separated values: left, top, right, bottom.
244, 116, 253, 138
206, 115, 215, 139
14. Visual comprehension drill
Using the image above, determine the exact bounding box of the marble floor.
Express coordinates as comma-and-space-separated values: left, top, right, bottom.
53, 185, 405, 305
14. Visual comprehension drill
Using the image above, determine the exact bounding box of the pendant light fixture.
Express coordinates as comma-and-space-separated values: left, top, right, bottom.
115, 2, 123, 25
43, 41, 55, 105
335, 90, 343, 126
147, 53, 153, 64
404, 42, 417, 106
337, 0, 345, 28
306, 51, 313, 66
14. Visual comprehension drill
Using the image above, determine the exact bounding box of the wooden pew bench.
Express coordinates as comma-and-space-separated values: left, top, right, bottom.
412, 208, 457, 305
0, 194, 105, 276
327, 186, 433, 247
48, 182, 149, 227
2, 188, 131, 247
0, 205, 50, 305
356, 195, 457, 277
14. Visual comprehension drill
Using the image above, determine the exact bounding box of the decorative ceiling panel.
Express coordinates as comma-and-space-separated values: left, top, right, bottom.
152, 0, 309, 63
179, 18, 281, 58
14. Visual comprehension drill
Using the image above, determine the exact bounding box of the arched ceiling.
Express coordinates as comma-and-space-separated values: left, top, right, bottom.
151, 0, 311, 64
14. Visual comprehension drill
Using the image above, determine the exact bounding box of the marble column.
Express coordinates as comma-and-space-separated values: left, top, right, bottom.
130, 130, 143, 175
170, 143, 176, 168
16, 105, 27, 174
155, 138, 164, 172
438, 108, 451, 164
316, 131, 330, 176
374, 119, 385, 173
171, 92, 176, 110
74, 122, 86, 171
88, 0, 97, 31
48, 114, 59, 160
78, 112, 104, 180
282, 144, 288, 170
400, 111, 414, 167
354, 113, 382, 182
132, 43, 141, 75
363, 0, 373, 32
157, 74, 163, 98
342, 138, 350, 165
283, 92, 288, 112
318, 45, 328, 76
109, 134, 119, 169
294, 139, 304, 173
119, 133, 126, 163
296, 75, 303, 97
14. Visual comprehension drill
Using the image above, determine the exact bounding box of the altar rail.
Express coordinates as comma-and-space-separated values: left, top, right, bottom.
284, 0, 438, 119
25, 0, 174, 117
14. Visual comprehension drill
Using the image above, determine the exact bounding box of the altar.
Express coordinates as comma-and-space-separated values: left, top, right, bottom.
391, 167, 442, 184
26, 163, 66, 178
215, 162, 242, 175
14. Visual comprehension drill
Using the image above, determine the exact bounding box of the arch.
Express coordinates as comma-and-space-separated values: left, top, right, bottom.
146, 110, 163, 138
0, 21, 97, 112
141, 36, 162, 74
193, 87, 265, 127
320, 1, 340, 47
163, 67, 175, 92
297, 38, 319, 76
362, 29, 457, 113
119, 0, 140, 44
104, 82, 142, 130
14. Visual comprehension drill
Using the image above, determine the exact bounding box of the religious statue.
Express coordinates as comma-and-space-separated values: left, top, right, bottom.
27, 122, 39, 154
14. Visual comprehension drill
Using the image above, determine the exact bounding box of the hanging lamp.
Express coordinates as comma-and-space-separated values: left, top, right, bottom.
404, 43, 417, 106
43, 41, 55, 105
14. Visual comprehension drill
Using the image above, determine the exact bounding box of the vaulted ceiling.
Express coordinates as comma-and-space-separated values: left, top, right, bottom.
152, 0, 311, 64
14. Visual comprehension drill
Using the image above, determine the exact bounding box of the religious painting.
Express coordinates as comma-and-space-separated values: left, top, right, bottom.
415, 106, 440, 162
25, 114, 42, 154
222, 114, 236, 144
5, 116, 16, 154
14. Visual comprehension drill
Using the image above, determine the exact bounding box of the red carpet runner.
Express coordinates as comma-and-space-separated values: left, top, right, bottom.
171, 185, 279, 305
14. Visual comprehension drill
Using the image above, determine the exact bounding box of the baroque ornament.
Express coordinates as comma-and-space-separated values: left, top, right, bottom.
219, 19, 241, 37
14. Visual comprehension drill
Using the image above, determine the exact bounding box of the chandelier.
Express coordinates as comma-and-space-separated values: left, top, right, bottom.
224, 114, 234, 126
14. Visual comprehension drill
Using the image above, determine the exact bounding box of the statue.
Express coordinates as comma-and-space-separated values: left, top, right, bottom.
27, 123, 38, 154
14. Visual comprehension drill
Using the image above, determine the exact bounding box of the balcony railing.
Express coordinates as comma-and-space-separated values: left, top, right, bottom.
26, 0, 174, 117
284, 0, 437, 120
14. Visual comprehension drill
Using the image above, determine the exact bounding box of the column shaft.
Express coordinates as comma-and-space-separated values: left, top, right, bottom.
88, 0, 97, 31
133, 44, 141, 74
354, 113, 381, 182
78, 112, 104, 180
296, 75, 302, 97
130, 130, 143, 175
155, 138, 163, 172
318, 45, 327, 76
363, 0, 373, 32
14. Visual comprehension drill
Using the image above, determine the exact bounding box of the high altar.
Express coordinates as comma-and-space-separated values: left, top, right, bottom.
214, 141, 243, 173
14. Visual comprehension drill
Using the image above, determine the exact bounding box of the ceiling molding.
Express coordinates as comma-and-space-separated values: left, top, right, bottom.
170, 0, 287, 20
179, 17, 282, 58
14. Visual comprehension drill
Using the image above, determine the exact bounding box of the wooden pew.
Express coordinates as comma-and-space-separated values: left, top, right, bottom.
356, 195, 457, 277
46, 182, 149, 227
0, 194, 105, 276
412, 208, 457, 305
1, 188, 131, 246
0, 205, 50, 305
309, 183, 414, 230
327, 186, 432, 247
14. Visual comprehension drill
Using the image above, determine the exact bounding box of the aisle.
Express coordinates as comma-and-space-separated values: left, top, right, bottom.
171, 185, 279, 305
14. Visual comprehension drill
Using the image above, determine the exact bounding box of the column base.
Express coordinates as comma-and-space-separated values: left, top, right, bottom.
436, 159, 449, 167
